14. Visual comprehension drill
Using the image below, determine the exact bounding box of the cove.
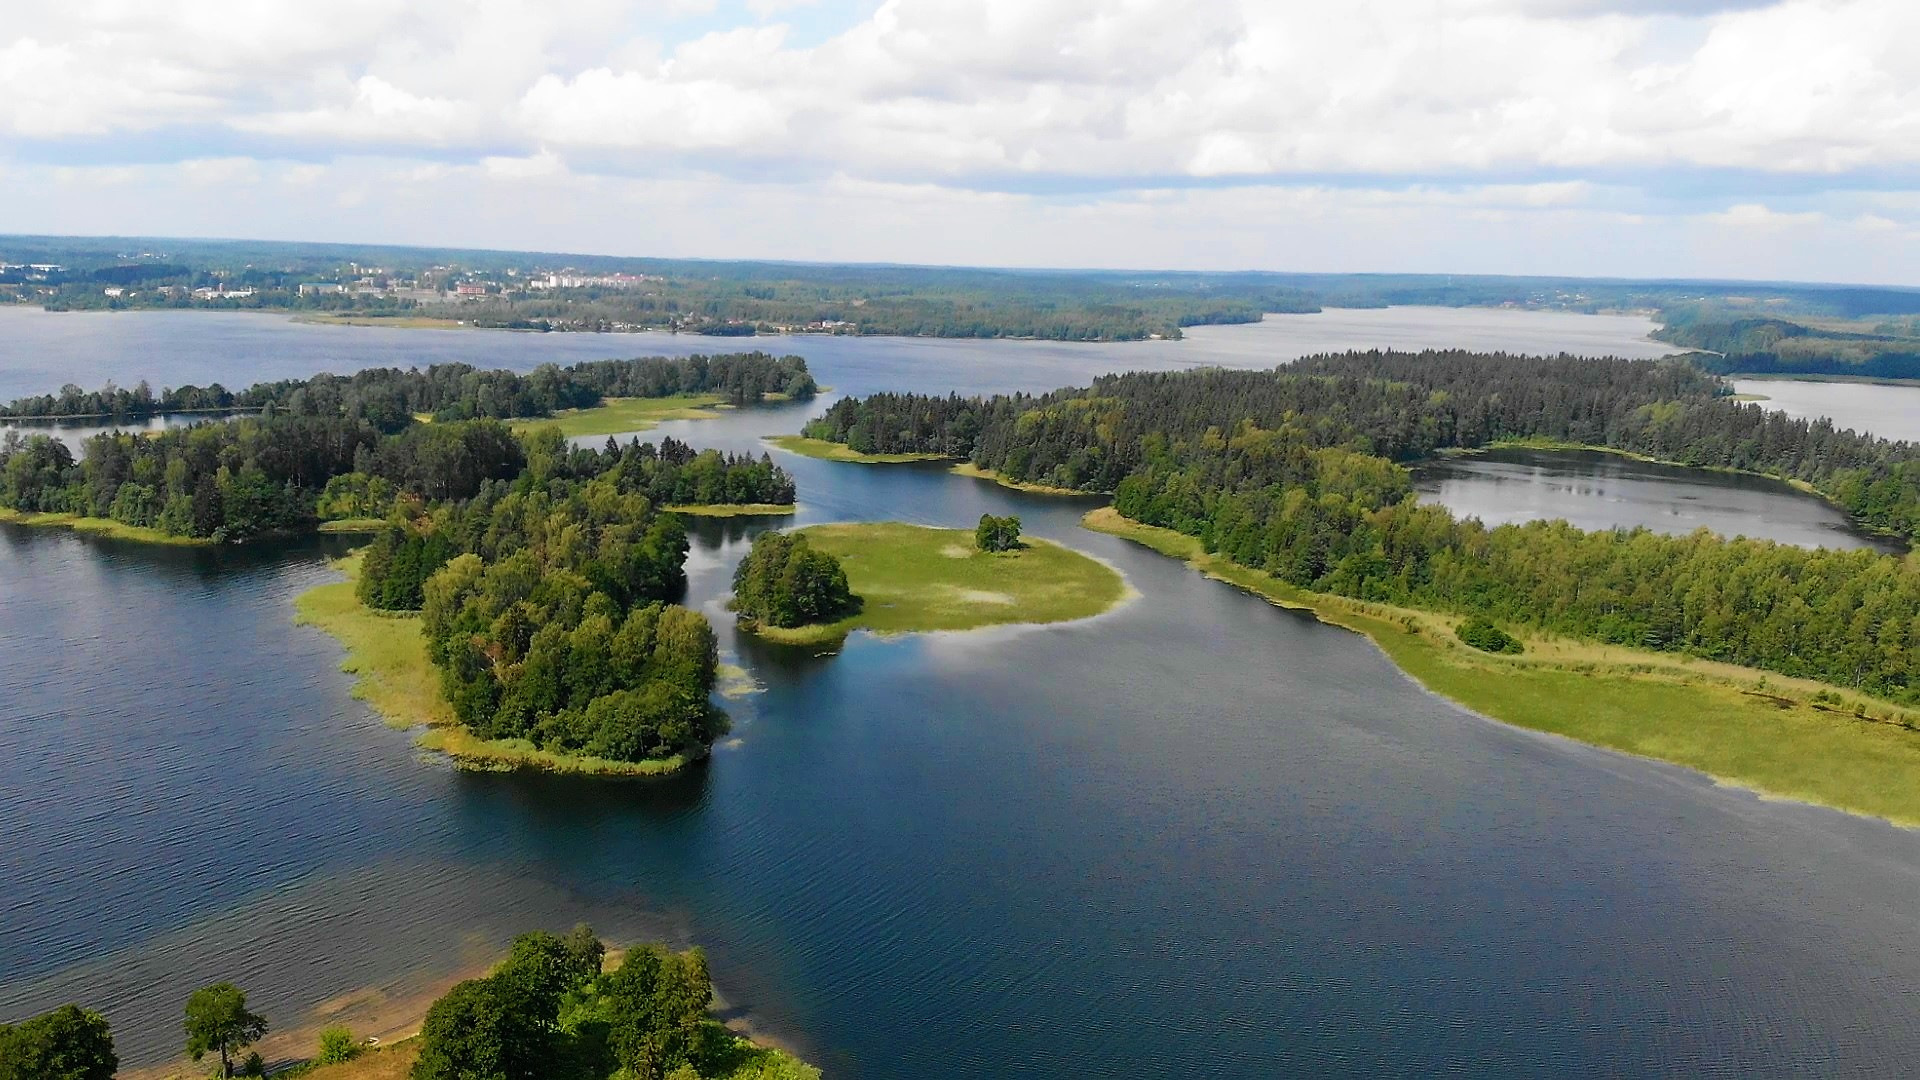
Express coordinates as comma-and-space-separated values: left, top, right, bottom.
9, 310, 1920, 1076
1411, 445, 1905, 553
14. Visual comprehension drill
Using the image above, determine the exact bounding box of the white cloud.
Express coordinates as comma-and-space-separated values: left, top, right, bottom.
1, 0, 1919, 281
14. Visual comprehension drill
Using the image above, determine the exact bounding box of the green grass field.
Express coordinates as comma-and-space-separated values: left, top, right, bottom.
0, 507, 212, 546
1082, 506, 1920, 826
748, 522, 1132, 645
293, 554, 692, 777
513, 394, 729, 438
764, 435, 949, 464
665, 503, 798, 518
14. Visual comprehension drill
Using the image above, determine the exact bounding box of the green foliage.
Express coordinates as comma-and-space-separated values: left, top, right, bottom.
0, 1004, 117, 1080
730, 531, 858, 629
410, 975, 553, 1080
358, 524, 455, 611
974, 513, 1022, 552
183, 983, 268, 1078
818, 353, 1920, 703
0, 352, 815, 422
316, 1024, 359, 1065
1456, 616, 1523, 654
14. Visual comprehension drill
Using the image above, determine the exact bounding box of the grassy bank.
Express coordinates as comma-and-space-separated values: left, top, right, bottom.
1082, 506, 1920, 827
513, 394, 728, 438
318, 517, 388, 533
0, 506, 211, 546
746, 522, 1133, 645
293, 554, 695, 777
765, 435, 949, 464
947, 462, 1098, 496
666, 503, 798, 518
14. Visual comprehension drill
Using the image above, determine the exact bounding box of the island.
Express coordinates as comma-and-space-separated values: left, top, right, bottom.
0, 352, 814, 546
731, 519, 1131, 646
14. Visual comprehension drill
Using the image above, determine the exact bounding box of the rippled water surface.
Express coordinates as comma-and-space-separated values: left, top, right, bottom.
7, 309, 1920, 1077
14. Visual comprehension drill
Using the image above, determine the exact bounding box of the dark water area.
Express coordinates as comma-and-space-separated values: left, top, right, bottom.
1412, 447, 1905, 554
8, 310, 1920, 1076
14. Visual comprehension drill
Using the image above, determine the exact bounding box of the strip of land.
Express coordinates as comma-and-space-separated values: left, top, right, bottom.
293, 553, 693, 777
765, 435, 949, 463
745, 521, 1133, 646
511, 394, 729, 438
947, 461, 1099, 496
0, 506, 212, 545
666, 503, 798, 517
1082, 506, 1920, 828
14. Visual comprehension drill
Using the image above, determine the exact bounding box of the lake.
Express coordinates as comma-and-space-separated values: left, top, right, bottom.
8, 308, 1920, 1076
1733, 377, 1920, 445
1412, 446, 1903, 553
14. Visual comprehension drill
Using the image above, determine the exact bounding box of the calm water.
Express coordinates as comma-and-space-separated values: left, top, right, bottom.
1413, 447, 1904, 553
1733, 378, 1920, 445
8, 309, 1920, 1076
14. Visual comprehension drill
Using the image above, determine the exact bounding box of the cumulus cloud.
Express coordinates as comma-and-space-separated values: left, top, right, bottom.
1, 0, 1917, 280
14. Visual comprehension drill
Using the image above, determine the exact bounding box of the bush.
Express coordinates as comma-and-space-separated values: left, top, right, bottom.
975, 513, 1022, 552
1456, 615, 1523, 654
316, 1024, 358, 1065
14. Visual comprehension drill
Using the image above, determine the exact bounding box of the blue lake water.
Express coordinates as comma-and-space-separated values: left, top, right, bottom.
6, 309, 1920, 1076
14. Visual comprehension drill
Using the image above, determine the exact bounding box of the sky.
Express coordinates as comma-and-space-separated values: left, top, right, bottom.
2, 0, 1917, 283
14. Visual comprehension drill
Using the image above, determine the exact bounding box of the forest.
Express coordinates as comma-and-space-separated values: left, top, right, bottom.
1656, 308, 1920, 379
807, 352, 1920, 703
0, 351, 816, 421
0, 384, 796, 543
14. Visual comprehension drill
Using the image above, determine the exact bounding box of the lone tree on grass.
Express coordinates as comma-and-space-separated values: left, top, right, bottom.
975, 514, 1022, 552
184, 983, 267, 1078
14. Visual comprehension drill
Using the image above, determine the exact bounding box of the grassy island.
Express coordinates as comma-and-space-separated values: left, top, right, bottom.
294, 554, 695, 777
1083, 507, 1920, 827
0, 506, 213, 545
765, 435, 949, 464
512, 393, 729, 438
742, 522, 1132, 645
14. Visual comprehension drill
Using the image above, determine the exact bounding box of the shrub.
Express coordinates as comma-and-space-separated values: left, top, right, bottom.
316, 1024, 358, 1065
1456, 615, 1523, 654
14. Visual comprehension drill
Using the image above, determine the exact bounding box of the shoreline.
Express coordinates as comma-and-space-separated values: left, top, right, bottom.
1081, 506, 1920, 829
0, 507, 213, 545
119, 939, 803, 1080
292, 554, 701, 778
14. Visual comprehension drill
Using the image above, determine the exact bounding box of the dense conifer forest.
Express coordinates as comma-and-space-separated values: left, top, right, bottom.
806, 352, 1920, 702
0, 351, 816, 421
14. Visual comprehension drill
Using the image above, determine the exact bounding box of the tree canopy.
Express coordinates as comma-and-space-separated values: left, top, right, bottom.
0, 1004, 117, 1080
730, 531, 858, 629
183, 983, 268, 1079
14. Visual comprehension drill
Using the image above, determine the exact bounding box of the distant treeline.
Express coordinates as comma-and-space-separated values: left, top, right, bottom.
809, 353, 1920, 702
1658, 311, 1920, 379
1, 408, 794, 545
0, 351, 816, 422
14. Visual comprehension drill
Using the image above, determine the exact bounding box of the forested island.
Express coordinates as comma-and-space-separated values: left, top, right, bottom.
1657, 307, 1920, 380
0, 352, 808, 543
0, 926, 815, 1080
290, 429, 796, 775
798, 352, 1920, 822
